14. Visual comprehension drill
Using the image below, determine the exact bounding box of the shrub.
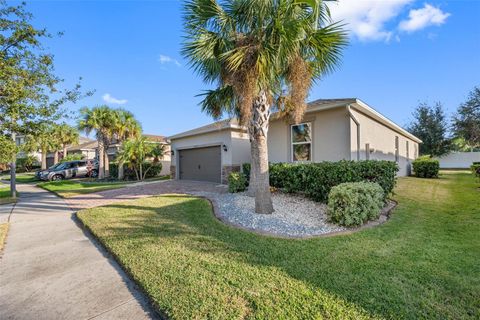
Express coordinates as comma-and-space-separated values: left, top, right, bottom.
228, 172, 247, 193
327, 182, 384, 227
471, 162, 480, 178
243, 160, 397, 202
16, 155, 40, 172
412, 157, 439, 178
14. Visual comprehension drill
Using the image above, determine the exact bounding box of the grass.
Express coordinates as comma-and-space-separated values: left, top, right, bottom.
77, 172, 480, 319
39, 180, 127, 198
0, 184, 17, 204
0, 223, 8, 251
0, 172, 38, 183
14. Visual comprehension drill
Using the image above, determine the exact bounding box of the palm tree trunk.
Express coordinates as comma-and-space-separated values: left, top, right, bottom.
247, 125, 257, 197
118, 161, 124, 180
98, 140, 105, 179
41, 149, 47, 170
139, 163, 143, 181
63, 145, 68, 160
54, 151, 59, 164
104, 150, 110, 178
250, 90, 274, 214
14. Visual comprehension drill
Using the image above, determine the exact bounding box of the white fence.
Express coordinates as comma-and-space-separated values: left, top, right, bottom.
435, 152, 480, 169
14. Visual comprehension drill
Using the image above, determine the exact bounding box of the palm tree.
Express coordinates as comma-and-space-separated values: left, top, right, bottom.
78, 106, 117, 179
113, 109, 142, 180
116, 136, 156, 181
54, 123, 79, 163
23, 124, 60, 170
182, 0, 347, 213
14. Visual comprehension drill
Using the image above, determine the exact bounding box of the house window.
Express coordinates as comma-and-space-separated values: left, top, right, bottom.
365, 143, 370, 160
291, 122, 312, 162
395, 136, 399, 162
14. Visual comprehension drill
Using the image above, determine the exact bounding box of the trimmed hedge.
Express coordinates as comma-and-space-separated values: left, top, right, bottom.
228, 172, 247, 193
327, 182, 384, 227
110, 162, 163, 180
412, 157, 439, 178
242, 160, 398, 202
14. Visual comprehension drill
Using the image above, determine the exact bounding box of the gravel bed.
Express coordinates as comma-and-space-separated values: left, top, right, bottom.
193, 190, 346, 237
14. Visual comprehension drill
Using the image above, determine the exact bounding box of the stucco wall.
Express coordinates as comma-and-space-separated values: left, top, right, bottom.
267, 107, 351, 163
350, 108, 419, 176
230, 131, 251, 166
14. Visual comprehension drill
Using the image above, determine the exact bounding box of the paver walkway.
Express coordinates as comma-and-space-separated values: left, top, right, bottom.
0, 183, 157, 320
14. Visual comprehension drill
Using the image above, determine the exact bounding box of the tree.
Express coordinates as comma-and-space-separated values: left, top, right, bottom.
0, 1, 86, 197
453, 86, 480, 150
407, 102, 452, 157
182, 0, 346, 213
112, 109, 141, 180
0, 135, 17, 165
116, 136, 162, 181
78, 106, 117, 179
54, 123, 79, 162
23, 124, 60, 170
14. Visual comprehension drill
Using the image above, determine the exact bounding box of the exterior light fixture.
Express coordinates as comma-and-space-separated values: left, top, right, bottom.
222, 144, 228, 152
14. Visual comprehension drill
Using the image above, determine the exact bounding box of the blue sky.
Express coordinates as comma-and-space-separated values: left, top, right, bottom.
21, 0, 480, 136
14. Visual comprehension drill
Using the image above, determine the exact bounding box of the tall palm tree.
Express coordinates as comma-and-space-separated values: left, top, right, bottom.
182, 0, 347, 213
54, 123, 79, 163
113, 109, 142, 180
78, 106, 117, 179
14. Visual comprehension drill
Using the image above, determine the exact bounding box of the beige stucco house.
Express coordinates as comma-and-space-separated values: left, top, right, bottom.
169, 98, 422, 184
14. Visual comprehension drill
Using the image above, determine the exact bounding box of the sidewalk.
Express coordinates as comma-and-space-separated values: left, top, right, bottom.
0, 183, 157, 320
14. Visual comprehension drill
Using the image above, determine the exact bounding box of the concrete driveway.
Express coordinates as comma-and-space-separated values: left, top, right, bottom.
0, 183, 158, 320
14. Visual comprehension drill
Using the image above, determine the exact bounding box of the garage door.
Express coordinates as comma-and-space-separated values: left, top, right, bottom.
179, 146, 221, 183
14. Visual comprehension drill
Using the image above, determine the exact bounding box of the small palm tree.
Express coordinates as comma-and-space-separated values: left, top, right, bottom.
182, 0, 347, 213
23, 124, 60, 170
78, 106, 117, 179
116, 136, 157, 181
54, 123, 79, 163
113, 109, 142, 180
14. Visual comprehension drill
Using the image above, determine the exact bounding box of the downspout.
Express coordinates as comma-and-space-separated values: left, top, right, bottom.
347, 105, 360, 161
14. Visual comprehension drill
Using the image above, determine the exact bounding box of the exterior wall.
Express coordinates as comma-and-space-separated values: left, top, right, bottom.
435, 152, 480, 169
350, 108, 419, 176
267, 107, 351, 163
230, 131, 251, 168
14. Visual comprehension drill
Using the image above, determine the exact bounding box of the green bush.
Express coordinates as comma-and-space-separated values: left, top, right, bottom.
110, 162, 163, 180
412, 157, 440, 178
228, 172, 247, 193
243, 160, 397, 202
327, 182, 384, 227
16, 155, 40, 172
471, 163, 480, 178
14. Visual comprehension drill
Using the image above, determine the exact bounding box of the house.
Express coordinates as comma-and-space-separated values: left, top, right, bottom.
168, 98, 422, 184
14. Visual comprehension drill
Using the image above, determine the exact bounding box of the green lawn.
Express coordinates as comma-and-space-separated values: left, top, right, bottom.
0, 184, 17, 204
39, 180, 127, 198
1, 172, 38, 183
77, 172, 480, 319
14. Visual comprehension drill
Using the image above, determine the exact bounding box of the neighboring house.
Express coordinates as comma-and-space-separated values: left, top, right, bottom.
169, 98, 422, 184
16, 134, 171, 175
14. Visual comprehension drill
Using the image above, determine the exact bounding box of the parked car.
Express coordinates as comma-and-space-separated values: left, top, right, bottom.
36, 160, 99, 181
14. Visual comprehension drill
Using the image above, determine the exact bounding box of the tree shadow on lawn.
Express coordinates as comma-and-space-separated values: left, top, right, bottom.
92, 190, 479, 320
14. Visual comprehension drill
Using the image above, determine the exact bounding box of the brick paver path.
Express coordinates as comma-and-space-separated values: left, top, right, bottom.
66, 180, 228, 211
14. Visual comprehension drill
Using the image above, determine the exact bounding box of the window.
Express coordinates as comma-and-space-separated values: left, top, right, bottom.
291, 122, 312, 162
365, 143, 370, 160
395, 136, 399, 162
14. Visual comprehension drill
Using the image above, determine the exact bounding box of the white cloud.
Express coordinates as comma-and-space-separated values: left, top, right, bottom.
399, 4, 450, 32
102, 93, 127, 105
158, 54, 181, 67
328, 0, 413, 42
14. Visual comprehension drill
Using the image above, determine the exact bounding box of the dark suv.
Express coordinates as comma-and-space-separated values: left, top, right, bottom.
36, 160, 99, 181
